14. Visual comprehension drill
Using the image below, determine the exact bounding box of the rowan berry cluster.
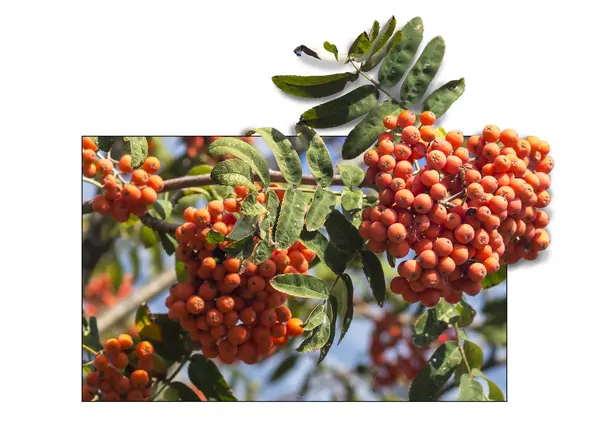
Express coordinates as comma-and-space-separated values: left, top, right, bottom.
83, 273, 133, 316
370, 311, 452, 385
168, 195, 314, 365
360, 110, 552, 306
83, 137, 165, 221
83, 336, 154, 401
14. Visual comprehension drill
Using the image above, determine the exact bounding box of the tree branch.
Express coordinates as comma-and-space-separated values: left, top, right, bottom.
82, 169, 369, 214
139, 214, 179, 236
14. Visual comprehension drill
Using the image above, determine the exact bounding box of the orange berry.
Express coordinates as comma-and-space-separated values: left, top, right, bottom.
142, 156, 160, 174
131, 169, 149, 186
82, 137, 98, 152
93, 354, 110, 371
130, 370, 149, 389
111, 351, 129, 369
482, 125, 500, 143
398, 110, 417, 128
147, 175, 164, 192
118, 154, 133, 173
383, 115, 398, 129
135, 341, 154, 359
286, 318, 305, 337
419, 111, 436, 126
96, 159, 113, 176
139, 186, 157, 205
227, 325, 249, 345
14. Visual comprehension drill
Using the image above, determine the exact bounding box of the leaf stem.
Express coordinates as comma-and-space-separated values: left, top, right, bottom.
454, 324, 472, 377
82, 177, 103, 188
350, 60, 398, 104
82, 344, 98, 356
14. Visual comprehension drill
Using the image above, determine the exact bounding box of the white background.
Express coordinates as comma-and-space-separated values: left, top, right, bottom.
0, 0, 598, 441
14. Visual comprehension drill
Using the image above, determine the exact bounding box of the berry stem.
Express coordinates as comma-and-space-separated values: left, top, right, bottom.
82, 177, 103, 188
350, 60, 399, 105
454, 324, 472, 377
96, 150, 128, 184
82, 344, 98, 355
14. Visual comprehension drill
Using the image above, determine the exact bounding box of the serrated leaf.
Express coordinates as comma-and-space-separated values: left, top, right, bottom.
165, 381, 202, 401
188, 354, 237, 401
252, 239, 274, 265
368, 20, 380, 41
323, 41, 338, 61
348, 32, 371, 59
228, 214, 259, 241
482, 264, 507, 289
158, 232, 177, 256
337, 274, 354, 344
275, 187, 308, 249
454, 339, 484, 384
378, 17, 424, 87
457, 374, 486, 401
408, 341, 462, 401
270, 274, 329, 300
300, 85, 379, 129
472, 369, 504, 401
457, 297, 476, 327
210, 159, 255, 190
359, 16, 396, 63
296, 314, 330, 353
342, 100, 403, 159
248, 128, 303, 185
362, 30, 403, 72
422, 78, 465, 118
205, 229, 229, 244
225, 235, 255, 262
270, 355, 298, 382
361, 250, 386, 306
318, 297, 338, 363
325, 210, 364, 255
151, 199, 173, 220
260, 190, 280, 242
272, 73, 359, 98
240, 192, 267, 216
122, 137, 149, 168
400, 36, 445, 107
207, 137, 270, 186
412, 300, 460, 347
302, 303, 327, 331
296, 124, 333, 187
338, 165, 365, 188
299, 229, 329, 265
341, 188, 363, 212
97, 136, 117, 153
305, 186, 336, 232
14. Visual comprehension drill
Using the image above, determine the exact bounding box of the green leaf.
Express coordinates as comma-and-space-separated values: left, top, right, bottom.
135, 303, 152, 335
175, 260, 188, 283
302, 303, 327, 331
299, 229, 329, 265
325, 210, 364, 254
130, 247, 140, 281
97, 136, 117, 153
457, 374, 486, 401
408, 341, 463, 401
205, 229, 229, 244
378, 17, 424, 88
481, 324, 507, 346
271, 73, 359, 98
368, 20, 380, 41
207, 137, 270, 187
361, 250, 386, 306
228, 214, 259, 241
296, 124, 333, 187
338, 165, 365, 188
472, 369, 505, 401
252, 239, 274, 265
211, 158, 255, 190
296, 314, 330, 353
187, 164, 213, 176
323, 41, 339, 61
122, 137, 149, 169
318, 296, 338, 363
482, 297, 507, 325
412, 300, 460, 347
121, 214, 139, 228
399, 36, 445, 107
275, 187, 308, 250
482, 264, 507, 289
300, 85, 379, 129
188, 354, 237, 401
165, 381, 202, 401
270, 355, 298, 382
385, 249, 396, 268
151, 199, 173, 220
158, 232, 177, 256
348, 32, 371, 59
260, 190, 280, 242
454, 339, 484, 384
362, 30, 403, 72
341, 188, 363, 212
457, 297, 476, 327
83, 316, 101, 351
270, 274, 329, 300
225, 236, 256, 262
422, 78, 466, 118
337, 274, 354, 344
248, 128, 303, 185
342, 100, 403, 159
240, 192, 267, 216
107, 258, 123, 292
140, 225, 158, 248
359, 16, 396, 63
305, 186, 336, 232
